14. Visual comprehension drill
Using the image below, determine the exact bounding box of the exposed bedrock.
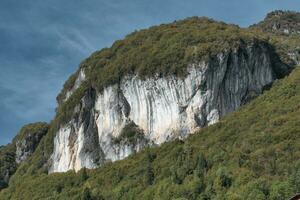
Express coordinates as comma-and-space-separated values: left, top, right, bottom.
49, 42, 289, 173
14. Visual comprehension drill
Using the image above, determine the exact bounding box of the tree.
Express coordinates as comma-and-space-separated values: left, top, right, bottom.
80, 167, 89, 183
0, 180, 7, 190
247, 190, 266, 200
171, 166, 182, 184
289, 162, 300, 193
145, 163, 155, 185
144, 150, 155, 185
215, 167, 232, 189
269, 181, 293, 200
242, 179, 269, 200
194, 153, 208, 178
82, 187, 92, 200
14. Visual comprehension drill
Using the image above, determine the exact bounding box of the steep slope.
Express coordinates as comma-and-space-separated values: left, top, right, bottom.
1, 11, 299, 193
50, 17, 292, 173
1, 64, 299, 200
50, 44, 288, 173
251, 10, 300, 66
4, 16, 294, 177
0, 144, 15, 190
0, 122, 48, 190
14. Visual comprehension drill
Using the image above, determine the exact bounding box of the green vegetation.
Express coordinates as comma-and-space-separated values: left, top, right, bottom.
56, 70, 80, 105
10, 121, 59, 176
112, 122, 147, 146
12, 122, 49, 145
16, 17, 289, 181
1, 65, 299, 199
0, 122, 48, 190
1, 12, 300, 199
56, 17, 285, 128
268, 35, 300, 65
251, 10, 300, 35
0, 144, 16, 190
52, 15, 300, 139
250, 10, 300, 65
54, 15, 300, 133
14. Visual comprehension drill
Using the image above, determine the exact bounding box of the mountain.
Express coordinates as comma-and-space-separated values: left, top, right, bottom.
0, 10, 300, 199
50, 39, 289, 173
40, 17, 292, 174
1, 51, 300, 200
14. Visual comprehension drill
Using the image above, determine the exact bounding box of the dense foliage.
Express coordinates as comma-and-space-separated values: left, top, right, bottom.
12, 122, 49, 145
112, 122, 148, 146
0, 122, 48, 190
1, 66, 299, 199
0, 144, 16, 190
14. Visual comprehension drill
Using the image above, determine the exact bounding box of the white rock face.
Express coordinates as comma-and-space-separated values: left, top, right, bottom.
65, 69, 86, 101
121, 65, 215, 143
49, 45, 286, 173
288, 52, 300, 66
50, 125, 98, 172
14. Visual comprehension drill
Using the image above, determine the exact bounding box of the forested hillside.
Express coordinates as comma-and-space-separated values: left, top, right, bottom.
1, 10, 300, 200
1, 67, 299, 199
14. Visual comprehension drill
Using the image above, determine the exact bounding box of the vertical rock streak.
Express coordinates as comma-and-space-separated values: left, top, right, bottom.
49, 45, 283, 173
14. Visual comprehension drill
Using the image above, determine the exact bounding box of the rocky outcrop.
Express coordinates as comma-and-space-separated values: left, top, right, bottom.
0, 122, 48, 189
50, 89, 104, 172
288, 51, 300, 66
0, 144, 16, 190
15, 123, 49, 163
252, 10, 300, 35
250, 11, 300, 68
64, 69, 86, 102
49, 41, 289, 173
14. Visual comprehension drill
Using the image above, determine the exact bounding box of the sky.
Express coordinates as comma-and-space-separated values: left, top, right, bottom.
0, 0, 299, 145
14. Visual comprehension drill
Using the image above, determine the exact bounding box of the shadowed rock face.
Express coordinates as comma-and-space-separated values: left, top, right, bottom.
0, 144, 16, 190
0, 122, 48, 190
288, 51, 300, 66
49, 41, 290, 173
15, 125, 49, 164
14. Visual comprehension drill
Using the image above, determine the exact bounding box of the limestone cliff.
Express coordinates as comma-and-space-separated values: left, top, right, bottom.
49, 42, 289, 172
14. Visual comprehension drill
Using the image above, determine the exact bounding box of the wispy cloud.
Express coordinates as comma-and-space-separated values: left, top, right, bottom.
55, 28, 95, 55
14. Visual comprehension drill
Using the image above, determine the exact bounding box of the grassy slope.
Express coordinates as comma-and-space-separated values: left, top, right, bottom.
1, 67, 299, 200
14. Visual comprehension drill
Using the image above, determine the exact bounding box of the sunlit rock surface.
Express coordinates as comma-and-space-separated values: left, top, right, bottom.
49, 43, 288, 173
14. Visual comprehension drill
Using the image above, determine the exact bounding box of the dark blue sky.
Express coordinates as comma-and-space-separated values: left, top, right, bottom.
0, 0, 299, 145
